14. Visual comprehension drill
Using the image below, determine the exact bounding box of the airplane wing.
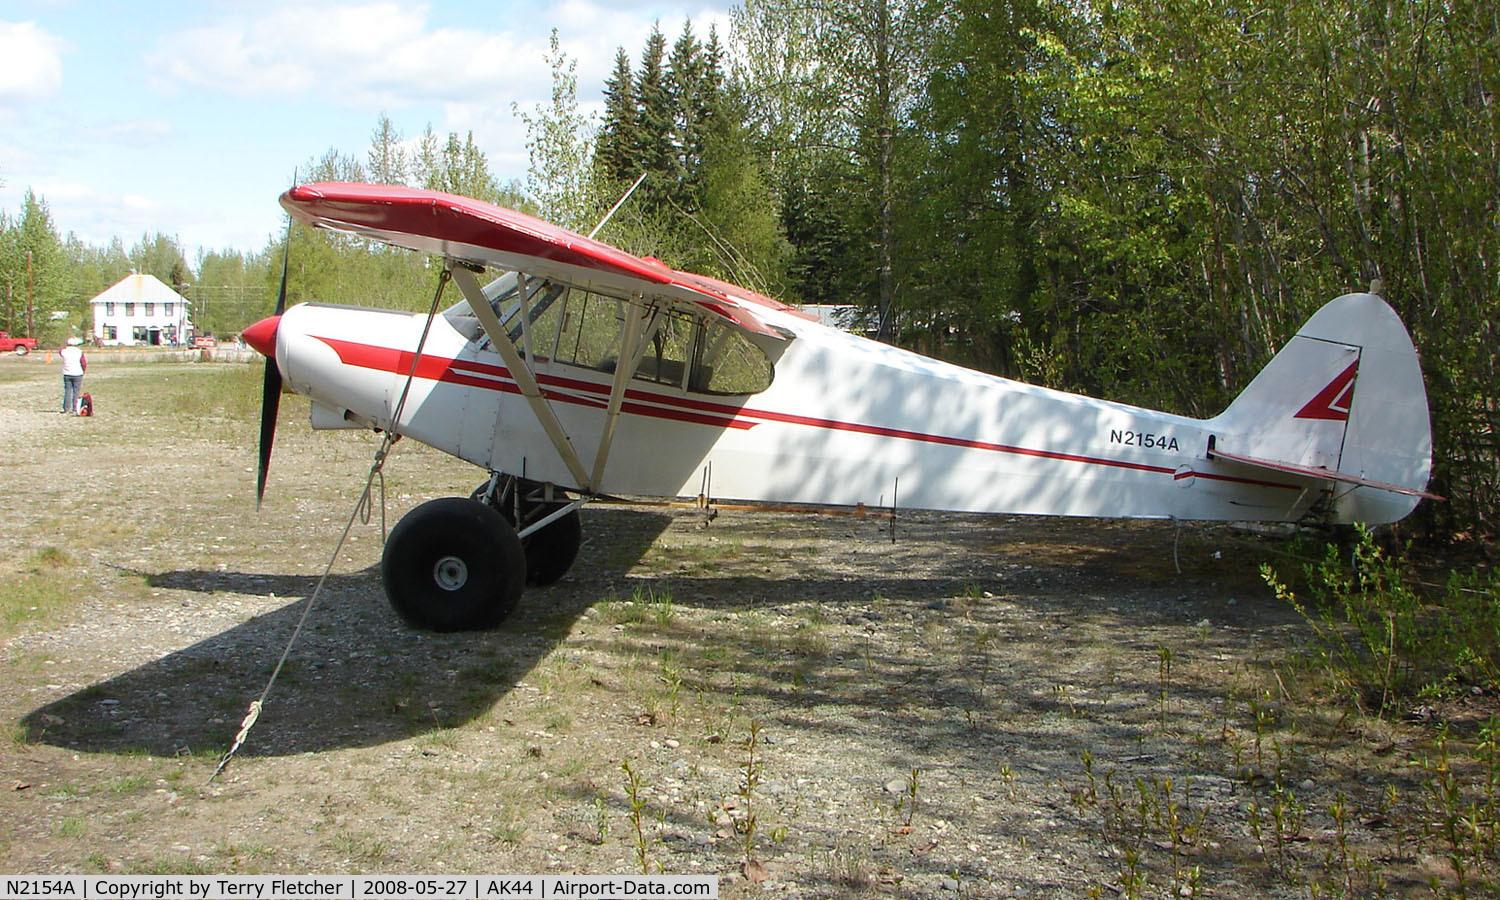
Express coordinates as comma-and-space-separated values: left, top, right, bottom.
1207, 445, 1443, 499
280, 182, 795, 340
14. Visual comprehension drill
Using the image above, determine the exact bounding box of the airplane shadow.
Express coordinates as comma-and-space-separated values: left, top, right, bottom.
24, 508, 1270, 761
22, 507, 673, 758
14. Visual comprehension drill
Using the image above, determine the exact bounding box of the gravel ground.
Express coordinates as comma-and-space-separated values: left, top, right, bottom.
0, 355, 1488, 897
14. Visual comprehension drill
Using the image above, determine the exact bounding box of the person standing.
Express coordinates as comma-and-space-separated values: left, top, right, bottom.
59, 337, 86, 414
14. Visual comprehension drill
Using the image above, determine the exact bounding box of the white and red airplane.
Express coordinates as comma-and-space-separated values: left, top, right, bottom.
243, 182, 1437, 631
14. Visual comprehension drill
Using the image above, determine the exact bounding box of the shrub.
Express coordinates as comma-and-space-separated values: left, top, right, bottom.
1263, 528, 1500, 715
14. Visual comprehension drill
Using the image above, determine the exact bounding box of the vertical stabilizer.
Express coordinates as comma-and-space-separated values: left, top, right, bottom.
1209, 293, 1433, 524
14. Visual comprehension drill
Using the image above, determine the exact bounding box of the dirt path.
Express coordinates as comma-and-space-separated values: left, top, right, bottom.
0, 358, 1485, 897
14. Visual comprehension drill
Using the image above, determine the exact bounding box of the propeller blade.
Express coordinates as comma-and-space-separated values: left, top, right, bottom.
273, 218, 290, 316
254, 210, 293, 508
255, 353, 281, 508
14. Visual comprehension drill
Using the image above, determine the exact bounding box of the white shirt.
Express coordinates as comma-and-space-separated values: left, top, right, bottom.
59, 346, 85, 377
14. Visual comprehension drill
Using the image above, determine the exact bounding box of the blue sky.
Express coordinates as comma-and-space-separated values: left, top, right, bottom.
0, 0, 734, 260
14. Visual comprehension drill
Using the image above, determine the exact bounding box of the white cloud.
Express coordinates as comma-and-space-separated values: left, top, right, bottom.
142, 1, 732, 111
144, 3, 548, 109
0, 20, 66, 101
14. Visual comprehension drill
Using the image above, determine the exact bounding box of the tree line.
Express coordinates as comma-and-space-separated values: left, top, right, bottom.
2, 1, 1495, 538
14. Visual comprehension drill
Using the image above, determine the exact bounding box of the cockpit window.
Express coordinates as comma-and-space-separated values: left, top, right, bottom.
691, 318, 774, 394
445, 274, 773, 396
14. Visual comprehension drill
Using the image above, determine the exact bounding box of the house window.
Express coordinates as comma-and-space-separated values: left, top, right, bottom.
106, 302, 116, 316
144, 303, 155, 317
125, 303, 135, 317
103, 325, 117, 341
132, 326, 147, 342
164, 303, 174, 317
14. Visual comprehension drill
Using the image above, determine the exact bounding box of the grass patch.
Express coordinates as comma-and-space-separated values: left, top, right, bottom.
0, 364, 43, 384
0, 547, 89, 635
598, 583, 676, 626
128, 857, 216, 876
488, 805, 528, 846
329, 832, 389, 862
5, 721, 33, 748
105, 773, 151, 795
166, 361, 264, 420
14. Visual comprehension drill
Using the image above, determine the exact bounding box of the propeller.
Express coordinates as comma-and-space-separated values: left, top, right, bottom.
247, 212, 292, 508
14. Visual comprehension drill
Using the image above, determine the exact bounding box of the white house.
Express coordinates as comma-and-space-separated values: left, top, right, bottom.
90, 273, 193, 346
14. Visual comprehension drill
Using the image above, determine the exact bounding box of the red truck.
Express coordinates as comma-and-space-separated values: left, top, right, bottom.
0, 331, 40, 355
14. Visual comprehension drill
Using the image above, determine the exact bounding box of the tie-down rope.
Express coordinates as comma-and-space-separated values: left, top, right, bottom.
211, 269, 452, 781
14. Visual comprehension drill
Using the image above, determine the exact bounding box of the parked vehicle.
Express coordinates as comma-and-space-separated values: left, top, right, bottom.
0, 331, 39, 355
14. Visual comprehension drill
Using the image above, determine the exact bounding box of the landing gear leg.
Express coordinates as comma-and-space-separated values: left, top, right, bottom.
472, 475, 585, 587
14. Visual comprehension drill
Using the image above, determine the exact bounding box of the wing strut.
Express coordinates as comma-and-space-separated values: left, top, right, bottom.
592, 303, 662, 488
449, 264, 594, 493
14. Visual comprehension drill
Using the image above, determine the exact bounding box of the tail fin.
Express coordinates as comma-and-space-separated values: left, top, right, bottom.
1208, 292, 1434, 524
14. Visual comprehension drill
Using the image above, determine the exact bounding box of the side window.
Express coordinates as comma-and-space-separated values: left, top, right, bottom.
505, 281, 568, 360
553, 290, 627, 371
442, 275, 570, 356
691, 319, 774, 395
635, 309, 694, 388
552, 294, 773, 395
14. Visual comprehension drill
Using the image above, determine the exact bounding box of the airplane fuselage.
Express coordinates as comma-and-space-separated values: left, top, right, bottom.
272, 300, 1322, 523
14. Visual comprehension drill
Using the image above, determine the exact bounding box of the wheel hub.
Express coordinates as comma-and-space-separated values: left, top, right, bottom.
432, 555, 469, 591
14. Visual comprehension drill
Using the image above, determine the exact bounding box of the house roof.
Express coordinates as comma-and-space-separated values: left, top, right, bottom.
90, 273, 189, 305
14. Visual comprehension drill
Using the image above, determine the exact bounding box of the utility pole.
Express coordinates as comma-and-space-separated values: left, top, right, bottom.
26, 250, 35, 338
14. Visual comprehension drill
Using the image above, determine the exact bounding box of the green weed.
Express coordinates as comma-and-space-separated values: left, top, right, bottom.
600, 583, 675, 627
737, 720, 764, 867
1263, 528, 1500, 715
621, 758, 656, 875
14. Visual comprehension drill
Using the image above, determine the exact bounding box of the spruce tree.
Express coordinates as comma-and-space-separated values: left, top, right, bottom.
634, 26, 675, 215
597, 48, 638, 185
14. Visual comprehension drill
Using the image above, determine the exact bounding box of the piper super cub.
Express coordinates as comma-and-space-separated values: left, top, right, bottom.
243, 182, 1437, 632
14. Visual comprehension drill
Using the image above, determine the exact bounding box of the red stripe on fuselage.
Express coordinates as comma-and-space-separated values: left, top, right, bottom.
313, 336, 756, 431
311, 336, 1301, 490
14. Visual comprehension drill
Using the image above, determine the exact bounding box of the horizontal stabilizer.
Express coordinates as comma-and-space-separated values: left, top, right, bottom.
1208, 445, 1442, 500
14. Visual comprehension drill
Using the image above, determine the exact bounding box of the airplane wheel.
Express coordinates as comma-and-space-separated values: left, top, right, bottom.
382, 497, 526, 631
471, 479, 583, 586
523, 508, 582, 587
